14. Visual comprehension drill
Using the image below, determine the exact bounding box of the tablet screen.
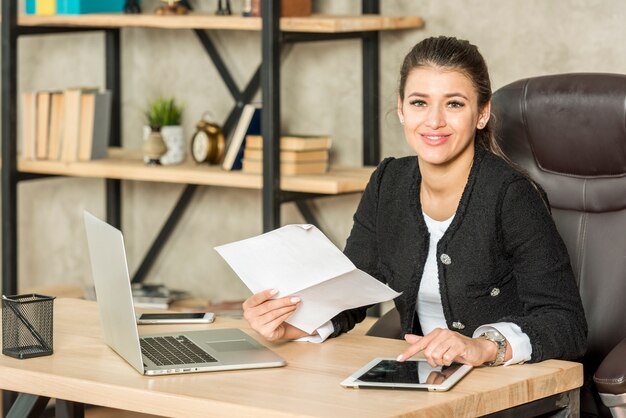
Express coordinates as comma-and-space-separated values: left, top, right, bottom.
356, 359, 462, 385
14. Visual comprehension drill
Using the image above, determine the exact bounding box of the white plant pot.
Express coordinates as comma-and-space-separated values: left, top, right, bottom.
143, 125, 185, 165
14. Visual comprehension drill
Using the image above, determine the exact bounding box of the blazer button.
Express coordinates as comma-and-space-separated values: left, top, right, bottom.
490, 287, 500, 297
452, 321, 465, 330
440, 253, 452, 265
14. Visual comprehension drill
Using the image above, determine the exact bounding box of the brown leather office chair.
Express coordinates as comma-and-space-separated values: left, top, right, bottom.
367, 73, 626, 418
491, 73, 626, 418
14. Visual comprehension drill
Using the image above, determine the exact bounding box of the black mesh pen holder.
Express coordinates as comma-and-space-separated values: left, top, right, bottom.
2, 294, 55, 359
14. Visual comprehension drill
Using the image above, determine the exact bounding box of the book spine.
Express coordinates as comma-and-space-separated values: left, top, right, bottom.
36, 92, 51, 160
77, 93, 96, 161
222, 104, 261, 170
242, 159, 328, 175
90, 91, 112, 160
26, 0, 36, 14
57, 0, 125, 15
245, 134, 331, 151
60, 89, 82, 163
47, 93, 64, 160
21, 92, 36, 161
35, 0, 56, 15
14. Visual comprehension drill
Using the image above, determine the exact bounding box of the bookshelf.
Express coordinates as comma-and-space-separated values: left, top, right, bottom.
1, 1, 424, 296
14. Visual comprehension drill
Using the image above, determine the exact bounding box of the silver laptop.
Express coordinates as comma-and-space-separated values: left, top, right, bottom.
83, 211, 286, 376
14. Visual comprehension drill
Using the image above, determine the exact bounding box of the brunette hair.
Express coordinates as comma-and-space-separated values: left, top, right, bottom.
398, 36, 507, 160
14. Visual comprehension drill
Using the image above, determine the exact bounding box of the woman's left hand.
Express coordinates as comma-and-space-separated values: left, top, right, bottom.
396, 328, 498, 367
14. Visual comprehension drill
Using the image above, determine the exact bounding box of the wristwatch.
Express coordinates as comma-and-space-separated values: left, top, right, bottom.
480, 330, 507, 366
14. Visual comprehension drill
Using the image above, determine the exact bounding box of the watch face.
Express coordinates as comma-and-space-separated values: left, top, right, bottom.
192, 131, 209, 163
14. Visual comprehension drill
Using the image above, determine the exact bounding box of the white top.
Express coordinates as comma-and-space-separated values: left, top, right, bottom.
417, 212, 453, 334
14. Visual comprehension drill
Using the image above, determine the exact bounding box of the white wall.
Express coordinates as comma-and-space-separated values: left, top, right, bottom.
6, 0, 626, 303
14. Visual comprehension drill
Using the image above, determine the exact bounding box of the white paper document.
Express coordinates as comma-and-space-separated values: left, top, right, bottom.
214, 224, 401, 334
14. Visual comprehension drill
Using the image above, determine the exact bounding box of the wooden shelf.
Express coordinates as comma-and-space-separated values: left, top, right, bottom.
17, 148, 374, 195
18, 13, 424, 33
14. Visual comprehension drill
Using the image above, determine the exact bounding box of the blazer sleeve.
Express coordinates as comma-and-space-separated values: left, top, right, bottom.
499, 177, 588, 362
329, 157, 393, 338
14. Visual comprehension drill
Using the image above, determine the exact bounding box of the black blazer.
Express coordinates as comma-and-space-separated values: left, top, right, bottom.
331, 145, 587, 363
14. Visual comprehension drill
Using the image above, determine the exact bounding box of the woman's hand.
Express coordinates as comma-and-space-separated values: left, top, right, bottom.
396, 328, 503, 367
242, 288, 309, 342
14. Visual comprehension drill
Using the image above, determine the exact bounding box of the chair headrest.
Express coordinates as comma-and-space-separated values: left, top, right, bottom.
492, 73, 626, 212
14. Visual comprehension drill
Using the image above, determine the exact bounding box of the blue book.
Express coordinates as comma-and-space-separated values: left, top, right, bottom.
222, 104, 262, 171
26, 0, 36, 14
57, 0, 126, 14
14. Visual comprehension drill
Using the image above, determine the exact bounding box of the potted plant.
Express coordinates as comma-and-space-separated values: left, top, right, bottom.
143, 97, 185, 165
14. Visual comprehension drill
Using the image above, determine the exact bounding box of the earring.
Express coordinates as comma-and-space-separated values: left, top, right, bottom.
399, 117, 405, 125
478, 121, 485, 129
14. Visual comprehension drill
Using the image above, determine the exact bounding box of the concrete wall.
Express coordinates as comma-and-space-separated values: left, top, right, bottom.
8, 0, 626, 303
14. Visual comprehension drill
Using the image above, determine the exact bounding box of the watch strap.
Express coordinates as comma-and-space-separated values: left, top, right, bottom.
480, 331, 507, 366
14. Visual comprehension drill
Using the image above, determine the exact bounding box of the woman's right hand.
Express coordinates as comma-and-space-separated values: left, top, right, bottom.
242, 288, 306, 342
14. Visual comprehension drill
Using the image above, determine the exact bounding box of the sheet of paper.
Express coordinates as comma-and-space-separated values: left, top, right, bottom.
215, 224, 356, 297
215, 224, 401, 334
286, 269, 400, 334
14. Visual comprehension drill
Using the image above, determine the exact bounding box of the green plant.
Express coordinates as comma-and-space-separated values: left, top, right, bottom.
145, 97, 183, 128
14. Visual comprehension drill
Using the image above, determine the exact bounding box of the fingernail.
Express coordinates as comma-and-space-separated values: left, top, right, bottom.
269, 289, 279, 296
290, 297, 301, 303
396, 354, 404, 362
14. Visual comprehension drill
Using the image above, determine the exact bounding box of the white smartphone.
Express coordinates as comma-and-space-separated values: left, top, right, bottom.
135, 312, 215, 325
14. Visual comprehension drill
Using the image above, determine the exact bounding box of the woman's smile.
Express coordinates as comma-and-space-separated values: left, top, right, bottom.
420, 132, 452, 146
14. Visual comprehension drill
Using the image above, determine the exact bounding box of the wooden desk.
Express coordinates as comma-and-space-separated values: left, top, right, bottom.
0, 299, 582, 417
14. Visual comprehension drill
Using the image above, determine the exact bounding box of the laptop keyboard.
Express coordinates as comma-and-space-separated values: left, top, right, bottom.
140, 335, 217, 366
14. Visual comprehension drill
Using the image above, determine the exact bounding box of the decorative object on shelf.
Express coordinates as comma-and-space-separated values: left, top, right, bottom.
143, 126, 168, 166
191, 113, 225, 164
155, 0, 189, 15
143, 97, 185, 165
124, 0, 141, 14
242, 0, 252, 16
246, 0, 311, 17
216, 0, 232, 15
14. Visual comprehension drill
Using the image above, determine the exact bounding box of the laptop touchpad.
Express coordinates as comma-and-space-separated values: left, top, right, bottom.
208, 340, 257, 352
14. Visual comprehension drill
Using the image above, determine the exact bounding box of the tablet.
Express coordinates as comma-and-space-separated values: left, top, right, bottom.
341, 357, 472, 391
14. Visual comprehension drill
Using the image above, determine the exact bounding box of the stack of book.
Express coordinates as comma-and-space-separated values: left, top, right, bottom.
21, 88, 112, 163
130, 283, 190, 310
26, 0, 126, 15
241, 134, 332, 175
85, 283, 190, 310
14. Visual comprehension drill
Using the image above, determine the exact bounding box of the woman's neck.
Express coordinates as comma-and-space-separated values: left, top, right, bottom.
419, 147, 474, 221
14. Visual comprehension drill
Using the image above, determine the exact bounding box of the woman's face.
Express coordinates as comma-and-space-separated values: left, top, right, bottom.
398, 66, 490, 168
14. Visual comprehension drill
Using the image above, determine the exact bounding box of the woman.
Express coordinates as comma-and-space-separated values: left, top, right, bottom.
242, 36, 587, 367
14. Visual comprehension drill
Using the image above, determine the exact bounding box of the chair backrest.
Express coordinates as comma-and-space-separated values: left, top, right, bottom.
491, 73, 626, 368
492, 73, 626, 416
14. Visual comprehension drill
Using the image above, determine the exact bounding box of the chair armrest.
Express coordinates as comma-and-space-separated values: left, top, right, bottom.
366, 307, 402, 339
593, 338, 626, 395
